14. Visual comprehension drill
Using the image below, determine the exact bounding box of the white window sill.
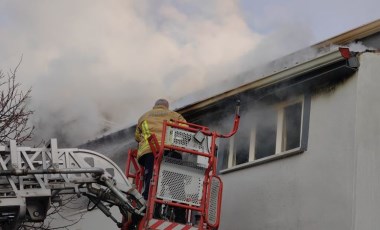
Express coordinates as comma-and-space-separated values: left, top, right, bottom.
220, 147, 304, 174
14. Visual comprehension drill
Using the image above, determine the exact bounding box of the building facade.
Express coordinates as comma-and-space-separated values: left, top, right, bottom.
81, 20, 380, 230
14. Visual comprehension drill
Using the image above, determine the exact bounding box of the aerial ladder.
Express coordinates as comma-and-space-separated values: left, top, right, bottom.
0, 139, 146, 229
0, 101, 240, 230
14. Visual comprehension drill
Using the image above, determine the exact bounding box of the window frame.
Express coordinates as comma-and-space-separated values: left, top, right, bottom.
221, 94, 310, 173
275, 97, 304, 154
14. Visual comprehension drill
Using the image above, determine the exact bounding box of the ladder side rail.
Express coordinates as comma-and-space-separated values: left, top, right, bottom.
143, 132, 163, 226
198, 134, 217, 229
125, 149, 144, 193
125, 149, 135, 179
203, 132, 223, 229
126, 150, 139, 181
123, 149, 145, 229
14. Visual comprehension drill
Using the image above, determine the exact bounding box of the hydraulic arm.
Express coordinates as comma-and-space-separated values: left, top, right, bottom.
0, 139, 146, 230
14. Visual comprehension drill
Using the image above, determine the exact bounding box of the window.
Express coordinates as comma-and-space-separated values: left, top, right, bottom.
282, 102, 302, 151
254, 107, 277, 160
224, 95, 309, 170
233, 125, 251, 165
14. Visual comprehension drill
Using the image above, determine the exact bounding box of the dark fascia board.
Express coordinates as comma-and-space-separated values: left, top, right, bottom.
182, 57, 358, 120
177, 49, 349, 115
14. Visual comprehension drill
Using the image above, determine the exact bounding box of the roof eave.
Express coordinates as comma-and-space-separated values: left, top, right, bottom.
178, 49, 346, 114
314, 19, 380, 48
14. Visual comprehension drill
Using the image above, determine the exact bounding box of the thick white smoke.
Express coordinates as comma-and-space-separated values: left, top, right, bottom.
0, 0, 314, 146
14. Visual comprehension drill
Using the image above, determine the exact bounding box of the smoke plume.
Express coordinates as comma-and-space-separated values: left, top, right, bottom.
0, 0, 314, 146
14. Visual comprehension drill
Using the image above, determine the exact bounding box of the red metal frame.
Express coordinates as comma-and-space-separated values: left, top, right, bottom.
205, 175, 223, 228
125, 149, 144, 192
124, 102, 240, 229
122, 149, 145, 230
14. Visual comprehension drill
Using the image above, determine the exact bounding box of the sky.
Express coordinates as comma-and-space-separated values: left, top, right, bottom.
0, 0, 378, 146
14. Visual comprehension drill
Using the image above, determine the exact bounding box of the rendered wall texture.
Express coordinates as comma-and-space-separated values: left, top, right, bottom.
220, 65, 359, 230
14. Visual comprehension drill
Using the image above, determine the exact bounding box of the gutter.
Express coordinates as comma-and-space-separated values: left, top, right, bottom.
178, 48, 351, 114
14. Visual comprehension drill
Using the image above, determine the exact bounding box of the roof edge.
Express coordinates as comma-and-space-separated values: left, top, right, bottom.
314, 19, 380, 48
178, 49, 345, 113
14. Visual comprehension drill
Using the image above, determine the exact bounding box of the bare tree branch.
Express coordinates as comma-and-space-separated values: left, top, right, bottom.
0, 58, 34, 145
18, 196, 86, 230
2, 60, 83, 230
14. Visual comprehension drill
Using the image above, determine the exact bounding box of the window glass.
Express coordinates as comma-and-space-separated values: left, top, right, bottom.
217, 139, 230, 171
283, 102, 302, 151
255, 109, 277, 160
234, 127, 250, 164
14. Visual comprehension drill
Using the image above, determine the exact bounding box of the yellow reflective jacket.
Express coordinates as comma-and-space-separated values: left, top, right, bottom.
135, 105, 187, 161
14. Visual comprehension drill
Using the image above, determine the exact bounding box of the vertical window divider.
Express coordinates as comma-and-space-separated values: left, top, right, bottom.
300, 93, 311, 151
228, 138, 235, 168
276, 108, 285, 154
249, 128, 256, 161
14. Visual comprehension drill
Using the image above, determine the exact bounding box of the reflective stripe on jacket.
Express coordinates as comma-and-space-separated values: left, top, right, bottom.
135, 105, 187, 161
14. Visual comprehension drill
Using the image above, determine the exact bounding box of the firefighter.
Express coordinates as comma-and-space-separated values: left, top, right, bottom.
131, 99, 187, 228
135, 98, 187, 200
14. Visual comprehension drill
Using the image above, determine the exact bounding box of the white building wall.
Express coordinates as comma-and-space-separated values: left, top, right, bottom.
220, 62, 360, 229
353, 53, 380, 230
50, 53, 380, 230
